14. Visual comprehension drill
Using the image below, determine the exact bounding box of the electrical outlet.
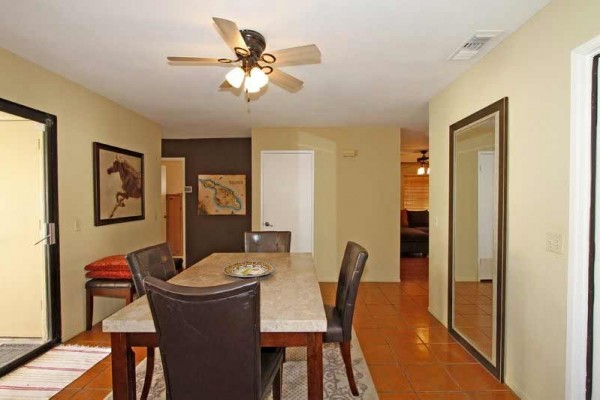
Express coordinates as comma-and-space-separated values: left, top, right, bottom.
546, 232, 563, 254
74, 218, 81, 232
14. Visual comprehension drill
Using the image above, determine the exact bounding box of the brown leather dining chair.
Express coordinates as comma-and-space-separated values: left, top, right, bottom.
244, 231, 292, 253
125, 243, 178, 400
323, 241, 368, 396
144, 277, 284, 400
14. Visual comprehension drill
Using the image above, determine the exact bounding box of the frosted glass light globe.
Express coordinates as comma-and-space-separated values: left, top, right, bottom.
250, 67, 268, 88
225, 67, 245, 88
245, 76, 261, 93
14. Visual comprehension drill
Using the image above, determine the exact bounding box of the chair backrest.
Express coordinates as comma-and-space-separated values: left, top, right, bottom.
335, 241, 369, 342
244, 231, 291, 253
144, 277, 261, 400
125, 243, 177, 295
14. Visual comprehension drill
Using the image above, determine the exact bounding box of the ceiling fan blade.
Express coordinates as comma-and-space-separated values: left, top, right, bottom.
269, 69, 304, 92
268, 45, 321, 67
212, 17, 249, 55
167, 57, 231, 66
219, 80, 232, 89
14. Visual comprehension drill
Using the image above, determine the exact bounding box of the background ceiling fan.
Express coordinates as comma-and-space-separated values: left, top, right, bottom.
168, 17, 321, 97
416, 150, 430, 175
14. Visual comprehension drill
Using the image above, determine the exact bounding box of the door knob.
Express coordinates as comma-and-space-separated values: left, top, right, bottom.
264, 222, 273, 227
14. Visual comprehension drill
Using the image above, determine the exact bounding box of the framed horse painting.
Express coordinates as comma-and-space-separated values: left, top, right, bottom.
93, 142, 145, 226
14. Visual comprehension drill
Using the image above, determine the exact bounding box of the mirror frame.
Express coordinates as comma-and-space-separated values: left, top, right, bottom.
448, 97, 508, 380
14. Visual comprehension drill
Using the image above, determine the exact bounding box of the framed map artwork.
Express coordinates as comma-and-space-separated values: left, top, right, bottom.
197, 175, 246, 215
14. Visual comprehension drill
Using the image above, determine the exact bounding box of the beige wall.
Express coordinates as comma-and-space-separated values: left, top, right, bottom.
252, 127, 401, 282
428, 0, 600, 397
0, 48, 163, 340
0, 121, 46, 337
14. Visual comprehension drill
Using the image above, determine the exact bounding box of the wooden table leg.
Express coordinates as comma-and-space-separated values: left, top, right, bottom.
111, 333, 136, 400
306, 332, 323, 400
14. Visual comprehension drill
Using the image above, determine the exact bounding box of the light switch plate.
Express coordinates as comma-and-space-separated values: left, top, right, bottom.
546, 232, 563, 254
73, 218, 81, 232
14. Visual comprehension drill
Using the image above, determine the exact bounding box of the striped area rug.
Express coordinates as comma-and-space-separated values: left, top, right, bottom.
0, 345, 110, 399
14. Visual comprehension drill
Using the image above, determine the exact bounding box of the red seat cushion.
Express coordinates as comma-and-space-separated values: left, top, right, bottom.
85, 255, 129, 271
85, 255, 132, 280
86, 270, 132, 279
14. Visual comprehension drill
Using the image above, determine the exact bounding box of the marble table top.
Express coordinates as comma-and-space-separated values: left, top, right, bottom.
102, 252, 327, 333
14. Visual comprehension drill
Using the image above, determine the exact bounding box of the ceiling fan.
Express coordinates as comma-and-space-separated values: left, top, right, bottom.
416, 150, 430, 175
167, 17, 321, 98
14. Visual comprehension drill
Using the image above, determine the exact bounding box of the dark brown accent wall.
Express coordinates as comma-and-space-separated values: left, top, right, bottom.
162, 138, 251, 266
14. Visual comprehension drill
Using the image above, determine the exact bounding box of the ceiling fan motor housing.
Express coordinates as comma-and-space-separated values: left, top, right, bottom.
240, 29, 266, 57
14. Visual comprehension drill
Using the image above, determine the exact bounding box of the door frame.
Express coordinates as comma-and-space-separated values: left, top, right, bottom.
161, 157, 186, 265
566, 35, 600, 399
260, 150, 315, 253
477, 151, 495, 281
0, 97, 61, 375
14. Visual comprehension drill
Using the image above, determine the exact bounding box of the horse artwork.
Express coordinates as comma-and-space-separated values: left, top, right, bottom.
93, 142, 145, 225
106, 156, 142, 218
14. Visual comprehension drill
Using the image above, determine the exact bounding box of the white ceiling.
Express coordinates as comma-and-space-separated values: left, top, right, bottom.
0, 0, 549, 138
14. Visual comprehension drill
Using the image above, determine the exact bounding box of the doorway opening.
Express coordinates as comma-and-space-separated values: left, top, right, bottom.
0, 98, 61, 376
400, 155, 430, 281
566, 34, 600, 400
588, 53, 599, 400
161, 158, 186, 267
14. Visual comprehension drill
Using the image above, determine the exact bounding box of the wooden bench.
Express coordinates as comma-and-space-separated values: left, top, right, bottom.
85, 279, 135, 331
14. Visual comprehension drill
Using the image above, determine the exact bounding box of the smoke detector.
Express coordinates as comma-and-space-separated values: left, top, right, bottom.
448, 31, 503, 61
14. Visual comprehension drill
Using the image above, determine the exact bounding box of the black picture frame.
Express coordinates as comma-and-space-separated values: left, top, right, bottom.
93, 142, 145, 226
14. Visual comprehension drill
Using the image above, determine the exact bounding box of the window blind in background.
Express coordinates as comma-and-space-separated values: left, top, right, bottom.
403, 175, 429, 210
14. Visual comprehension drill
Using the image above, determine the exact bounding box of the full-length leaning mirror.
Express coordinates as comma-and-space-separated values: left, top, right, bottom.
448, 98, 507, 379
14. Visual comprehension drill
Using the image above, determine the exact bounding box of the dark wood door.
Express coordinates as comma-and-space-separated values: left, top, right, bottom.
166, 194, 183, 256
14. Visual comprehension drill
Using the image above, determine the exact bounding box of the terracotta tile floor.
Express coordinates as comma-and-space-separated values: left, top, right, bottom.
454, 282, 493, 359
52, 257, 517, 399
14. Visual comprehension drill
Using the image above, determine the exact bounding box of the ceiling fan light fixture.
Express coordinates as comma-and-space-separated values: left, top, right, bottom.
225, 66, 245, 88
417, 166, 426, 175
245, 76, 261, 93
168, 17, 320, 99
250, 67, 268, 88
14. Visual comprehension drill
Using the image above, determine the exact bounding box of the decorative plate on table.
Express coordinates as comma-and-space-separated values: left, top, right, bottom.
224, 261, 274, 278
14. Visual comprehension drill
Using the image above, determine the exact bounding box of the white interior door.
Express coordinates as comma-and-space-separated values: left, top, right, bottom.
160, 165, 167, 240
478, 151, 495, 280
261, 151, 314, 253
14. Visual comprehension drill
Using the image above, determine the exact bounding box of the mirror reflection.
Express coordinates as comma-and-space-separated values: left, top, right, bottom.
449, 98, 507, 379
452, 114, 498, 362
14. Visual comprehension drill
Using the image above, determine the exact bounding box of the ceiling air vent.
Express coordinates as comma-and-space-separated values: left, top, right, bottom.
448, 30, 503, 61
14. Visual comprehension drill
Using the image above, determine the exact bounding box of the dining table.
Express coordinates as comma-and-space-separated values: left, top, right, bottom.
103, 252, 327, 400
